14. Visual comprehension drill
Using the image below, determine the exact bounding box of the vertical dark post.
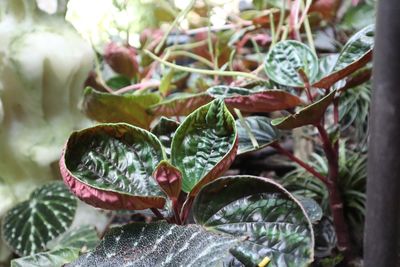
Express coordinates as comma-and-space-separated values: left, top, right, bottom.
365, 1, 400, 266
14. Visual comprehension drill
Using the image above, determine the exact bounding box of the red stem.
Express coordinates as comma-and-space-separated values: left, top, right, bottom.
316, 124, 353, 260
151, 208, 164, 220
271, 143, 329, 185
172, 199, 183, 225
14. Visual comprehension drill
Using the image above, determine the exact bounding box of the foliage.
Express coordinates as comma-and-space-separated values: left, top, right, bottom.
1, 0, 375, 266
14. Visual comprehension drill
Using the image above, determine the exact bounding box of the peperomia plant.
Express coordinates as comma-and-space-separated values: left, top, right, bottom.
58, 99, 315, 266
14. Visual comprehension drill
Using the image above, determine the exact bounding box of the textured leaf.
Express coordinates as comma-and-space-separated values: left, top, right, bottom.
51, 225, 99, 251
236, 116, 280, 155
60, 123, 166, 210
316, 54, 339, 81
2, 182, 77, 256
171, 100, 238, 195
150, 117, 180, 157
153, 160, 182, 200
207, 86, 304, 112
11, 247, 80, 267
193, 175, 314, 267
264, 40, 319, 87
83, 87, 161, 129
272, 90, 336, 130
313, 25, 374, 89
148, 93, 213, 117
66, 221, 241, 267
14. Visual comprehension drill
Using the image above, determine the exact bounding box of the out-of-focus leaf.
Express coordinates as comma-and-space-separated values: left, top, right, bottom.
264, 40, 319, 87
193, 175, 314, 267
150, 117, 180, 157
171, 100, 237, 195
148, 93, 213, 117
2, 182, 77, 256
236, 116, 280, 155
272, 90, 336, 129
106, 76, 131, 90
11, 247, 80, 267
51, 225, 99, 251
66, 221, 241, 267
60, 123, 166, 211
159, 68, 175, 96
341, 4, 375, 31
297, 197, 323, 223
207, 86, 304, 112
83, 87, 161, 129
313, 25, 374, 89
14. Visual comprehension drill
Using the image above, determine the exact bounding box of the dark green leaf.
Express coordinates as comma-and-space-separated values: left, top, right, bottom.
148, 93, 213, 117
11, 247, 80, 267
236, 116, 280, 155
66, 221, 241, 267
150, 117, 180, 157
60, 123, 166, 210
207, 86, 304, 112
106, 76, 131, 90
272, 90, 336, 129
264, 40, 319, 87
83, 87, 161, 129
171, 99, 238, 195
193, 175, 314, 267
2, 182, 77, 256
313, 25, 374, 89
297, 197, 323, 223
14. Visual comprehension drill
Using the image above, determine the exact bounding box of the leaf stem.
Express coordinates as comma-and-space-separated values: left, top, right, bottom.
168, 50, 215, 69
271, 142, 329, 185
151, 208, 165, 220
144, 50, 264, 81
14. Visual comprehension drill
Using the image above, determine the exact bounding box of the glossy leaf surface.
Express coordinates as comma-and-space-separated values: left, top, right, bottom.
171, 100, 238, 194
313, 25, 374, 89
272, 90, 336, 130
2, 182, 77, 256
193, 175, 314, 267
150, 117, 180, 157
264, 40, 319, 87
236, 116, 279, 155
60, 123, 166, 210
83, 87, 161, 129
148, 93, 213, 117
208, 86, 304, 112
66, 221, 240, 267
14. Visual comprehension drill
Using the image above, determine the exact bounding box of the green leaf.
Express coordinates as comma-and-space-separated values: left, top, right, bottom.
148, 93, 213, 117
297, 197, 323, 223
236, 116, 280, 155
51, 225, 99, 251
316, 54, 339, 81
106, 76, 131, 90
341, 4, 375, 31
264, 40, 319, 87
66, 221, 241, 267
150, 117, 180, 157
60, 123, 166, 210
207, 86, 304, 112
272, 90, 336, 130
11, 247, 80, 267
171, 100, 238, 195
2, 182, 77, 256
193, 175, 314, 267
83, 87, 161, 129
159, 68, 175, 96
313, 25, 374, 89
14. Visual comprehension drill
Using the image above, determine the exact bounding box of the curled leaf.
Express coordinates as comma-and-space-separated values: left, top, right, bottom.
153, 160, 182, 200
60, 123, 166, 210
171, 100, 238, 195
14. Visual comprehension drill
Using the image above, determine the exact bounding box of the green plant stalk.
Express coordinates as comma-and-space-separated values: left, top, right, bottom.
301, 0, 316, 54
144, 50, 264, 81
269, 12, 277, 47
155, 0, 196, 54
168, 50, 215, 69
234, 108, 259, 149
